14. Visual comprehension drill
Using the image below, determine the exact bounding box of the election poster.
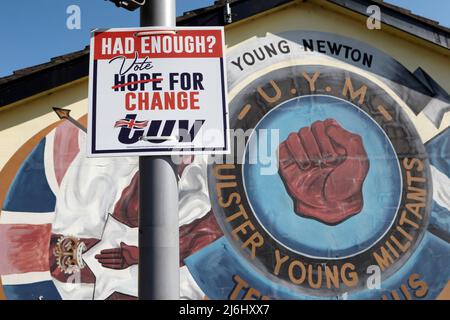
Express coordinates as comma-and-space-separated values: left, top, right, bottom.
87, 27, 229, 156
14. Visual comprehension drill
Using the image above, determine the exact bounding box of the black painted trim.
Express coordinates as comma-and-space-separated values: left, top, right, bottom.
0, 54, 89, 108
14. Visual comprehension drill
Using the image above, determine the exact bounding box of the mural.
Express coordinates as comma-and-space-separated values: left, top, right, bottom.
0, 121, 221, 300
0, 31, 449, 300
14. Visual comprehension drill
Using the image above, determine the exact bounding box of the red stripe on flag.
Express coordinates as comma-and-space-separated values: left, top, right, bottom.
0, 224, 52, 275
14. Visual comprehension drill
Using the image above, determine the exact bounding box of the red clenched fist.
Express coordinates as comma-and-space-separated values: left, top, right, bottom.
278, 119, 369, 225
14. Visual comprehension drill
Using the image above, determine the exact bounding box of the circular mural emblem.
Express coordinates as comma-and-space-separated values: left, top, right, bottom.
244, 95, 402, 259
209, 65, 433, 296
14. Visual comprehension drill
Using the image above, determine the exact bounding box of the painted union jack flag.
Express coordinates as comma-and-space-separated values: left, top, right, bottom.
114, 118, 148, 129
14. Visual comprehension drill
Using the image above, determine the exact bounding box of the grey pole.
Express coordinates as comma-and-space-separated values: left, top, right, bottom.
140, 0, 176, 27
139, 0, 179, 300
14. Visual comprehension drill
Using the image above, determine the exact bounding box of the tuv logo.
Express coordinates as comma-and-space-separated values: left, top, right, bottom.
116, 114, 205, 145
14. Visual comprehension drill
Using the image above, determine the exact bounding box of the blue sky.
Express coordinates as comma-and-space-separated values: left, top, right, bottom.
0, 0, 448, 77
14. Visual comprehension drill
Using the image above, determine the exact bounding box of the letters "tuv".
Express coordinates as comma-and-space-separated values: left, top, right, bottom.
117, 114, 205, 144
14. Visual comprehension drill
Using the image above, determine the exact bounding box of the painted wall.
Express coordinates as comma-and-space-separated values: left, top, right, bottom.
0, 0, 448, 300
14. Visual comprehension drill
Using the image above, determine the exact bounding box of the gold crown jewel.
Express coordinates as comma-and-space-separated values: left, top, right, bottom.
53, 235, 87, 274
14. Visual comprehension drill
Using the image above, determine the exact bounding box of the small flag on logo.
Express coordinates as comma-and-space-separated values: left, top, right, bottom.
114, 119, 149, 129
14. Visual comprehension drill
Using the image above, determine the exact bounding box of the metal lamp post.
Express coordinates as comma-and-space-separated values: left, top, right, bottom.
138, 0, 179, 300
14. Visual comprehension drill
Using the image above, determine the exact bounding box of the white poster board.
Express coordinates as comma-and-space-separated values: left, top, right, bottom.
87, 27, 229, 157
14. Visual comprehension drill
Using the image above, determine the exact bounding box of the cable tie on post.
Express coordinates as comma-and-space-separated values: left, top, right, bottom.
134, 30, 177, 37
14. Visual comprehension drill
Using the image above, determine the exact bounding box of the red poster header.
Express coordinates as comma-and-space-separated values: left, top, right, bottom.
93, 29, 223, 60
